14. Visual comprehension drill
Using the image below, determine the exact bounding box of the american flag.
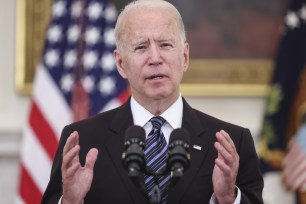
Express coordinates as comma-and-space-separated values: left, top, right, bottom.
15, 0, 129, 203
259, 0, 306, 202
281, 0, 306, 195
283, 124, 306, 192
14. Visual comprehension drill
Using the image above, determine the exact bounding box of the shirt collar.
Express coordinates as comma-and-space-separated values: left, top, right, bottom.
130, 95, 183, 129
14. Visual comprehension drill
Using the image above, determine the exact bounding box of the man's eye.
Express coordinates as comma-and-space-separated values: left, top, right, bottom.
135, 45, 146, 51
161, 43, 173, 48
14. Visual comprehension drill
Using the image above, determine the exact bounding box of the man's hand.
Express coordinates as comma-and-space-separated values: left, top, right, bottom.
212, 130, 239, 204
61, 131, 98, 204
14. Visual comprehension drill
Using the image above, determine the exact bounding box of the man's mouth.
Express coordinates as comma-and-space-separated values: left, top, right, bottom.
147, 74, 165, 80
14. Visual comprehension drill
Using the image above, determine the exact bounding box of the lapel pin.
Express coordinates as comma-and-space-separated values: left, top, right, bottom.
193, 145, 202, 151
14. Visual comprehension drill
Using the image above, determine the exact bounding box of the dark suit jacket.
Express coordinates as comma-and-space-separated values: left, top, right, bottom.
42, 98, 263, 204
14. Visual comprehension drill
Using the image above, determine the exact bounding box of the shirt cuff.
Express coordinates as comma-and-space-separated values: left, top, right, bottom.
209, 186, 241, 204
58, 196, 84, 204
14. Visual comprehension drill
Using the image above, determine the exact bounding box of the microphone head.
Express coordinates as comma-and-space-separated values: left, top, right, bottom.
167, 128, 191, 185
124, 125, 146, 144
169, 128, 190, 145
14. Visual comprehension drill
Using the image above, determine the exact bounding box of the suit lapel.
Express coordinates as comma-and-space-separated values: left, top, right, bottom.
104, 99, 149, 204
167, 99, 213, 204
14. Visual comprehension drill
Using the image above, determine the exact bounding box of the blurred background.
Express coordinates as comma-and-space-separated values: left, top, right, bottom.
0, 0, 305, 203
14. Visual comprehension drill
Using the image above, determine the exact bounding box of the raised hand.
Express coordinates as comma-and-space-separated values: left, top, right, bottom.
61, 131, 98, 204
212, 130, 239, 204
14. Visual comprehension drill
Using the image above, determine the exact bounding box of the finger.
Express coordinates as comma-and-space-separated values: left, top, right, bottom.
216, 131, 236, 155
214, 141, 232, 162
220, 131, 240, 166
63, 131, 79, 155
85, 148, 99, 170
62, 145, 80, 170
216, 131, 232, 152
215, 157, 231, 175
220, 130, 236, 151
63, 131, 79, 163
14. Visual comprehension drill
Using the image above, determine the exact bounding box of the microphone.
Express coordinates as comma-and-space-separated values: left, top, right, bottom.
167, 128, 191, 187
122, 125, 146, 192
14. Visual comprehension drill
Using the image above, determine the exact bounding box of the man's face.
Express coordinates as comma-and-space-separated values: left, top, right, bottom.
114, 8, 189, 103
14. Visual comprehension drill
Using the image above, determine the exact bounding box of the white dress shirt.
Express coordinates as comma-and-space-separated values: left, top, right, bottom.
130, 96, 183, 144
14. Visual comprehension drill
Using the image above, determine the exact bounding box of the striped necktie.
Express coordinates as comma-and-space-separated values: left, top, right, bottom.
144, 116, 171, 204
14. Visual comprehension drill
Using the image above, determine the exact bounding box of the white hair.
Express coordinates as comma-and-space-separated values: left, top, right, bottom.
114, 0, 186, 52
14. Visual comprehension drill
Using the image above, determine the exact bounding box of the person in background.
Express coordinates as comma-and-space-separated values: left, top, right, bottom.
42, 0, 263, 203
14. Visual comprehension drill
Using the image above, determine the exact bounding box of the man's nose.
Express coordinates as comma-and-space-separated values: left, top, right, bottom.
148, 44, 162, 65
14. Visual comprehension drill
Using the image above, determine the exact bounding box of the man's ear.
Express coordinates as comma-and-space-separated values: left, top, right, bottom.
183, 42, 189, 72
114, 49, 127, 79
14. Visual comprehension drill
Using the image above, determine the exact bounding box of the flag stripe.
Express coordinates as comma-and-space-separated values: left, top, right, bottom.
19, 166, 42, 204
296, 168, 306, 190
21, 125, 52, 192
29, 101, 58, 160
283, 142, 302, 175
33, 68, 72, 138
101, 88, 130, 112
118, 88, 130, 103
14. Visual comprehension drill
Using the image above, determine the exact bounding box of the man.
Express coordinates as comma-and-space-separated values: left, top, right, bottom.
42, 0, 263, 203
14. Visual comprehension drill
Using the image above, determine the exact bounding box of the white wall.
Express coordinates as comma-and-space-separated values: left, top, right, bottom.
0, 0, 30, 203
0, 0, 30, 132
186, 96, 266, 142
0, 0, 293, 203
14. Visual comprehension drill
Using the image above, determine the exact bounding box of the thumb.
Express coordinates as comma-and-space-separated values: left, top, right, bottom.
85, 148, 99, 169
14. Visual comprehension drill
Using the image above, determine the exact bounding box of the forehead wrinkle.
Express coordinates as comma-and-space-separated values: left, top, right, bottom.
128, 36, 177, 51
128, 24, 177, 42
121, 8, 181, 51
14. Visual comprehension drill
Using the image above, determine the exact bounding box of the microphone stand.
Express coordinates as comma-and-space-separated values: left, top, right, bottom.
150, 182, 161, 204
127, 163, 147, 197
145, 167, 168, 204
127, 160, 186, 204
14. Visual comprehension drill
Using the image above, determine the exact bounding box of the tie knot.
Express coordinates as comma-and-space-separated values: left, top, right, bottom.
150, 116, 166, 130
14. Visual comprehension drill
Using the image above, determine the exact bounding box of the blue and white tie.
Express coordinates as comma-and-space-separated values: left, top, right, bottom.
144, 116, 171, 204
